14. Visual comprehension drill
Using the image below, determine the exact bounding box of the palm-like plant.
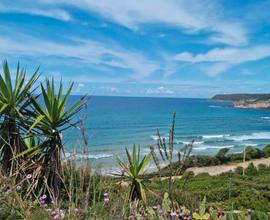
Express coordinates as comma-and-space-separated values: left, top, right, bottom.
30, 78, 84, 198
117, 145, 151, 203
0, 60, 39, 174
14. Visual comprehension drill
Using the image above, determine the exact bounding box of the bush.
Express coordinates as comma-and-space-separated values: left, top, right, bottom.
228, 153, 242, 162
245, 146, 264, 160
215, 148, 230, 164
182, 171, 195, 179
234, 166, 244, 175
185, 155, 219, 167
263, 144, 270, 157
245, 163, 258, 176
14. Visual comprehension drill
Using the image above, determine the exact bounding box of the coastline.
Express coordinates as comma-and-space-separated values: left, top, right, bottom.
187, 157, 270, 176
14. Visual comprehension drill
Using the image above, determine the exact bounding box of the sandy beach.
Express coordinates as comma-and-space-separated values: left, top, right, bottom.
187, 157, 270, 176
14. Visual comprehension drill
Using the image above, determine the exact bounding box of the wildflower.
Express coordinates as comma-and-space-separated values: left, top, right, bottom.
40, 199, 46, 204
152, 205, 158, 210
217, 208, 224, 217
170, 211, 177, 217
16, 185, 22, 191
158, 208, 164, 216
53, 214, 59, 220
104, 197, 109, 203
2, 176, 7, 180
26, 174, 32, 180
74, 208, 79, 212
103, 192, 109, 197
41, 194, 47, 200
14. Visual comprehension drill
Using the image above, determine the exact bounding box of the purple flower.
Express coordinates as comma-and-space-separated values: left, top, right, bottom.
41, 194, 47, 200
170, 211, 177, 217
26, 174, 32, 180
158, 208, 164, 215
217, 208, 224, 217
40, 200, 46, 204
53, 214, 59, 220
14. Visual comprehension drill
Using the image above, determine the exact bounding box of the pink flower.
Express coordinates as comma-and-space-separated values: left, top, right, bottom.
53, 214, 59, 220
26, 174, 32, 180
104, 197, 109, 203
170, 211, 177, 217
41, 194, 47, 200
217, 208, 224, 217
103, 192, 109, 197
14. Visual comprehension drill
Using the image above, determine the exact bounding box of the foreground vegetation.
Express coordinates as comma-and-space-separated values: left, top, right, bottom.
0, 61, 270, 219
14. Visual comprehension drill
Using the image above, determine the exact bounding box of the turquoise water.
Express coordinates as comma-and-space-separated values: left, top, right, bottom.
64, 96, 270, 171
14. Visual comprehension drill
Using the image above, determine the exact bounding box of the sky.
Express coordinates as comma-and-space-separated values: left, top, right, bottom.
0, 0, 270, 98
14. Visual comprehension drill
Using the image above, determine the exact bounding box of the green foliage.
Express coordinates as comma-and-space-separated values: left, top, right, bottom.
234, 166, 244, 175
0, 60, 40, 173
245, 162, 258, 176
117, 144, 151, 203
263, 144, 270, 157
192, 197, 210, 220
215, 148, 230, 164
245, 146, 264, 160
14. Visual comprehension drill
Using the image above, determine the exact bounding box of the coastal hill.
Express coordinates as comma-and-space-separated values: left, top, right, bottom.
211, 93, 270, 109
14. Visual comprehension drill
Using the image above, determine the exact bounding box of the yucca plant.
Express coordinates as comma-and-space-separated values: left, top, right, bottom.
29, 78, 85, 199
116, 145, 151, 203
0, 60, 39, 174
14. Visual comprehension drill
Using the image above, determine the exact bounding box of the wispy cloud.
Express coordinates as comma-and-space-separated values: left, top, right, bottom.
36, 0, 247, 46
143, 86, 174, 95
174, 45, 270, 76
0, 34, 159, 80
0, 2, 72, 21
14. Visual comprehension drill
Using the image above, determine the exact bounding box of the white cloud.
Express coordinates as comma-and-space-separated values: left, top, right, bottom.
174, 45, 270, 76
144, 86, 174, 95
75, 83, 85, 92
0, 34, 159, 80
175, 46, 270, 63
39, 0, 247, 46
0, 2, 72, 21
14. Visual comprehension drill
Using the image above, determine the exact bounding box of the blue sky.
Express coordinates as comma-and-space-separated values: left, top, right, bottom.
0, 0, 270, 97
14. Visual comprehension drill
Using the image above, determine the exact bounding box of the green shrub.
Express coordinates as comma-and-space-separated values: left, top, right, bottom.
245, 163, 258, 176
245, 146, 264, 160
263, 144, 270, 157
227, 153, 243, 162
215, 148, 230, 164
234, 166, 244, 175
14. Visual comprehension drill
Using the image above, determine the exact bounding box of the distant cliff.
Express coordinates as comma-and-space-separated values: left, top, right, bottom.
211, 94, 270, 109
211, 94, 270, 102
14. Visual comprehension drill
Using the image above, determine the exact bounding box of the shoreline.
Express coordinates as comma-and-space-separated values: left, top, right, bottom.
187, 157, 270, 176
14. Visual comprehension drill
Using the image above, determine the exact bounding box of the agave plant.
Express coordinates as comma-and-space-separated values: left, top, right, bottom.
29, 78, 85, 198
0, 60, 39, 174
117, 145, 151, 203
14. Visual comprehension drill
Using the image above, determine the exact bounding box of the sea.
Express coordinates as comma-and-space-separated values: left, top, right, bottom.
63, 96, 270, 173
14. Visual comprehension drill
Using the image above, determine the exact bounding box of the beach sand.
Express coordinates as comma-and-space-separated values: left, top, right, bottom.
187, 157, 270, 176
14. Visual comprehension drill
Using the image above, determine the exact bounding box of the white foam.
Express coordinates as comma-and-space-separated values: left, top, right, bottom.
261, 117, 270, 120
65, 152, 113, 160
193, 145, 234, 151
202, 134, 229, 139
208, 105, 222, 108
227, 132, 270, 141
151, 135, 168, 141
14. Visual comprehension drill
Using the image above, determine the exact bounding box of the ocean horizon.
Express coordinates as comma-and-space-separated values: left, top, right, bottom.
64, 95, 270, 172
